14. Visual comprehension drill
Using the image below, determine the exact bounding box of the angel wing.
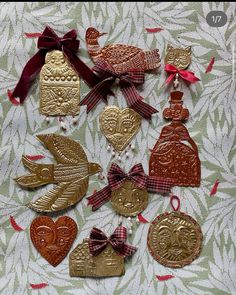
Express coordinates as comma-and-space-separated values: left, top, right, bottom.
37, 134, 88, 165
100, 44, 142, 65
27, 178, 89, 212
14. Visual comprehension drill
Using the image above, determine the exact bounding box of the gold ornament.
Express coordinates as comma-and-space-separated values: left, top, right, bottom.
40, 50, 80, 116
111, 180, 148, 217
147, 211, 203, 268
99, 106, 141, 152
69, 240, 125, 277
164, 45, 191, 70
14, 134, 102, 212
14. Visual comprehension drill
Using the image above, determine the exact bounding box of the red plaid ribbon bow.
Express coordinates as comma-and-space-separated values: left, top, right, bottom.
88, 226, 137, 257
9, 26, 100, 104
87, 163, 174, 211
164, 64, 200, 85
79, 59, 158, 120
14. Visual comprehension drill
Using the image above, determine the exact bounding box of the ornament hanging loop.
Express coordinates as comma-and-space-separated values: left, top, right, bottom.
170, 195, 180, 211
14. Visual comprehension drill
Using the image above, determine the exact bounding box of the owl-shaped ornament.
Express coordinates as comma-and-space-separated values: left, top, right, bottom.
164, 45, 199, 88
99, 106, 141, 161
40, 50, 80, 129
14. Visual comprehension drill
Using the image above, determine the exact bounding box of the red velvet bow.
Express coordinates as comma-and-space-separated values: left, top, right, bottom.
79, 59, 158, 120
164, 64, 200, 84
87, 163, 174, 211
88, 226, 137, 257
9, 26, 101, 104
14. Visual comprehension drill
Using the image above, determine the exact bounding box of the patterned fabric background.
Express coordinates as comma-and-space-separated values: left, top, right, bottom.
0, 2, 235, 295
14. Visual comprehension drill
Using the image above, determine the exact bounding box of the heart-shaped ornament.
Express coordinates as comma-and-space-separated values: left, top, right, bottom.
30, 216, 78, 267
99, 106, 141, 152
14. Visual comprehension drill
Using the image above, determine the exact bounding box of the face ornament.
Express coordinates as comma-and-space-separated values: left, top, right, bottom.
147, 195, 203, 268
30, 216, 78, 267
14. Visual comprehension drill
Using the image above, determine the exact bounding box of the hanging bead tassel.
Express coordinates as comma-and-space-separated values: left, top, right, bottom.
125, 150, 129, 158
45, 116, 50, 124
72, 116, 78, 125
130, 143, 135, 151
107, 144, 111, 152
59, 117, 67, 131
173, 73, 179, 89
127, 217, 133, 235
136, 216, 140, 224
112, 150, 116, 157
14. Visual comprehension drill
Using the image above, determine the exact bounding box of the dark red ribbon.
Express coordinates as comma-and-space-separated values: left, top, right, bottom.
88, 226, 137, 257
164, 64, 200, 84
87, 163, 175, 211
79, 59, 158, 120
9, 26, 101, 104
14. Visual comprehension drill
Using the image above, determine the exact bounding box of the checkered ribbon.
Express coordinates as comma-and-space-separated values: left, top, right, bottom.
88, 226, 137, 257
87, 163, 174, 211
79, 59, 158, 120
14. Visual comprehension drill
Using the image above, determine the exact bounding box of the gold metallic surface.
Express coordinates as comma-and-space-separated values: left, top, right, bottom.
69, 240, 125, 277
164, 45, 191, 70
14, 134, 102, 212
99, 106, 141, 152
111, 180, 148, 217
39, 50, 80, 116
147, 211, 203, 268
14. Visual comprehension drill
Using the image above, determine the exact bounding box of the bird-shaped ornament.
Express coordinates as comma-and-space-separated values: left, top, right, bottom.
14, 134, 102, 212
85, 27, 161, 74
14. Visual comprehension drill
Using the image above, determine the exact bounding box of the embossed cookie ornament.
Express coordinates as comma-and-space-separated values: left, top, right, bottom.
69, 226, 136, 277
30, 216, 77, 267
14, 134, 102, 212
149, 91, 201, 187
40, 50, 80, 116
147, 196, 203, 268
99, 106, 141, 153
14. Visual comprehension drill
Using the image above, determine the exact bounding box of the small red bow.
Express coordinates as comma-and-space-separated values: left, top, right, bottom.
79, 59, 158, 120
164, 64, 200, 84
87, 163, 174, 211
9, 26, 100, 104
88, 226, 137, 257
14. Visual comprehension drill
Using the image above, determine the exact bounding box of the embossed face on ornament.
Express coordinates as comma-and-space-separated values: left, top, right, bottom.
111, 180, 148, 216
155, 216, 197, 261
45, 50, 66, 67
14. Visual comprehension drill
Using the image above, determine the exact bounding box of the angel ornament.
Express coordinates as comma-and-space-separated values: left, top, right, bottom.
40, 50, 80, 129
15, 134, 102, 212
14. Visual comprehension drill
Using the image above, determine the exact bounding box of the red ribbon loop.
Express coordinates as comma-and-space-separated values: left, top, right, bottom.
164, 64, 200, 85
88, 226, 137, 257
87, 163, 175, 211
170, 195, 180, 211
79, 59, 158, 120
9, 26, 101, 104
